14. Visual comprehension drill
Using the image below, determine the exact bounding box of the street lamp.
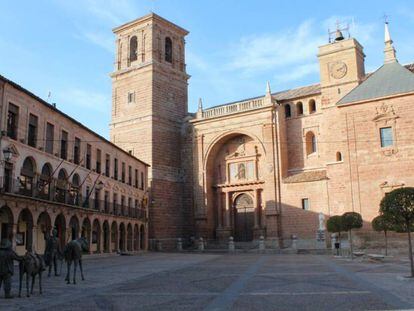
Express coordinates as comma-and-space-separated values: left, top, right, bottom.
1, 148, 12, 164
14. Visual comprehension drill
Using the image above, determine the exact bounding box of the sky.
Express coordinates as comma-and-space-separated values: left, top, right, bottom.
1, 0, 414, 138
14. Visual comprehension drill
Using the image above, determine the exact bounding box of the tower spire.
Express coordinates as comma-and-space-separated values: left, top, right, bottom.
384, 22, 397, 64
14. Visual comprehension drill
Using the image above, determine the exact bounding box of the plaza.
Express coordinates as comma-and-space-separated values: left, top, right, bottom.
3, 252, 414, 310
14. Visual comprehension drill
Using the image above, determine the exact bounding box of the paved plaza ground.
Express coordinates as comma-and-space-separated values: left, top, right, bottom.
2, 252, 414, 310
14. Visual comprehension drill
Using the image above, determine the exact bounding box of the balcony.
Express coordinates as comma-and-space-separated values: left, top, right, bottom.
0, 177, 147, 220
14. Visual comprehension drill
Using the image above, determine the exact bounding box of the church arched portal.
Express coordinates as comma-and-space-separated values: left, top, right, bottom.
233, 193, 254, 242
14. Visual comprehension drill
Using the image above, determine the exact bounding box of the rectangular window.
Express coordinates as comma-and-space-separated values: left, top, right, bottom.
95, 189, 100, 210
6, 103, 19, 140
127, 92, 135, 103
27, 114, 38, 147
380, 127, 393, 148
60, 130, 68, 160
113, 193, 118, 214
140, 172, 144, 190
105, 154, 110, 177
135, 169, 138, 188
45, 123, 54, 154
104, 191, 109, 212
302, 198, 309, 211
96, 149, 102, 173
114, 158, 118, 180
121, 162, 126, 183
128, 165, 132, 185
86, 144, 91, 169
121, 195, 125, 215
74, 137, 81, 164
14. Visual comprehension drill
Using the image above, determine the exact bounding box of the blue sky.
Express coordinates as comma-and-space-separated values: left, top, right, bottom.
1, 0, 414, 138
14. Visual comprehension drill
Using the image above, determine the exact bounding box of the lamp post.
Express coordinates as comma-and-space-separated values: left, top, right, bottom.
1, 147, 12, 164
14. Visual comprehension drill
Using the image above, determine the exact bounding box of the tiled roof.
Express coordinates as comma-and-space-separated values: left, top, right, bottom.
283, 170, 328, 184
272, 84, 321, 101
337, 62, 414, 105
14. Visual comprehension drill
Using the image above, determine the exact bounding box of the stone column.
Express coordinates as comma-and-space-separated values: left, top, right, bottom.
217, 192, 222, 229
254, 189, 259, 228
12, 223, 17, 250
32, 225, 38, 253
224, 191, 231, 228
108, 225, 112, 253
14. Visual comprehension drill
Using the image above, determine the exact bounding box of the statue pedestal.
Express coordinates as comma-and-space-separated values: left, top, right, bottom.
316, 229, 326, 249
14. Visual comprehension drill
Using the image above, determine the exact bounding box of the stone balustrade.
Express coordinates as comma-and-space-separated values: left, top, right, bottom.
200, 97, 266, 119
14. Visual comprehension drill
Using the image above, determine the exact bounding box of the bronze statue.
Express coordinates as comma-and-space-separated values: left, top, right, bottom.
0, 239, 22, 299
44, 228, 63, 277
63, 237, 88, 284
18, 251, 45, 297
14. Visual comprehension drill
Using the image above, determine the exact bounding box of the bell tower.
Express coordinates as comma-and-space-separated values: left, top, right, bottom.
110, 13, 190, 247
318, 28, 366, 106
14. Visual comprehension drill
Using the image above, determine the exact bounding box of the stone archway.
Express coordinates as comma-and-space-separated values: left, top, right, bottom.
127, 224, 133, 251
92, 219, 101, 253
103, 221, 110, 253
17, 208, 34, 254
69, 215, 80, 241
0, 206, 14, 242
233, 193, 254, 242
140, 225, 145, 250
203, 132, 264, 241
81, 217, 91, 249
111, 221, 118, 252
36, 211, 52, 253
134, 224, 139, 251
119, 223, 126, 252
54, 213, 66, 248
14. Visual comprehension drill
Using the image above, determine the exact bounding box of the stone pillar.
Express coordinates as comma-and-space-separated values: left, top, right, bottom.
224, 192, 231, 228
198, 237, 204, 251
254, 189, 259, 228
108, 226, 112, 253
32, 225, 37, 253
217, 192, 222, 229
12, 223, 17, 250
177, 238, 182, 251
259, 235, 265, 252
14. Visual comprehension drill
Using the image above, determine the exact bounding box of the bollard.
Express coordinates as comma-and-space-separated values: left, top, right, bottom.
291, 235, 298, 250
177, 238, 183, 251
259, 235, 265, 252
228, 236, 235, 253
198, 237, 204, 251
156, 240, 163, 251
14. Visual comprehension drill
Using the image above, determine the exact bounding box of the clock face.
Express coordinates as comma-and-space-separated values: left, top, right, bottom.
330, 61, 347, 79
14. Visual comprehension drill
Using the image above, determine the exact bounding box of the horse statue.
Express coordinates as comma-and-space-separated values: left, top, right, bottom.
63, 237, 89, 284
18, 252, 46, 297
44, 228, 63, 277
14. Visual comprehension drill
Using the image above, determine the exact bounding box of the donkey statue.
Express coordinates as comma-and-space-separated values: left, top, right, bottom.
19, 252, 46, 297
63, 237, 89, 284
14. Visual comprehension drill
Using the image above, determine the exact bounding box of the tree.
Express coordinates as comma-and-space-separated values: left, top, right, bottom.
342, 212, 363, 259
380, 187, 414, 277
372, 215, 393, 256
327, 215, 344, 255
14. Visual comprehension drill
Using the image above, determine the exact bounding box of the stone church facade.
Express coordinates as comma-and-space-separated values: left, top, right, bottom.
110, 13, 414, 248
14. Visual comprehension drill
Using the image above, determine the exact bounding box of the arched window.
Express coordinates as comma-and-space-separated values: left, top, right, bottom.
336, 152, 342, 162
39, 163, 53, 199
309, 99, 316, 113
20, 157, 36, 196
70, 174, 81, 205
55, 169, 68, 203
296, 102, 303, 116
306, 132, 317, 155
285, 104, 291, 118
129, 36, 138, 62
165, 37, 172, 63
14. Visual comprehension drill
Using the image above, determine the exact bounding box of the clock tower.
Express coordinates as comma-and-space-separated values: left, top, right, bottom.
318, 30, 365, 106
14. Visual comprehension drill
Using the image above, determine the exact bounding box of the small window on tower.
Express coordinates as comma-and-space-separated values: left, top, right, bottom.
302, 198, 309, 210
130, 36, 138, 62
127, 92, 135, 104
285, 104, 291, 118
165, 37, 173, 63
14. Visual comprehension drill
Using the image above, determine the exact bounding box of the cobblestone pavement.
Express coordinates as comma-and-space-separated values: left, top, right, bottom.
1, 253, 414, 310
